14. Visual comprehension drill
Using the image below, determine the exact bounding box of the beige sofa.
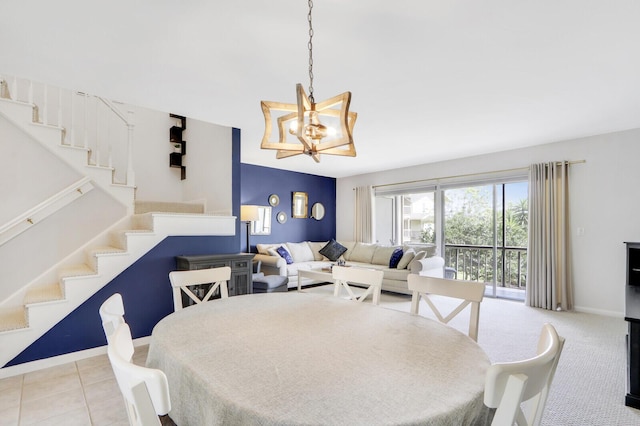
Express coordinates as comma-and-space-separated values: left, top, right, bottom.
253, 241, 445, 295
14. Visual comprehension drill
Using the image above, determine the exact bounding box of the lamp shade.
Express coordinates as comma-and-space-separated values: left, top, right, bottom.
241, 205, 260, 222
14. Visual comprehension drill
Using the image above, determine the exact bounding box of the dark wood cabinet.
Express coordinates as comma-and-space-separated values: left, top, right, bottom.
625, 242, 640, 409
175, 253, 255, 297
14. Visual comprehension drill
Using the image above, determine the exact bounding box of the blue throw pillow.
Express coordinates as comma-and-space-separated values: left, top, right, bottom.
276, 246, 294, 264
389, 248, 404, 268
319, 239, 347, 262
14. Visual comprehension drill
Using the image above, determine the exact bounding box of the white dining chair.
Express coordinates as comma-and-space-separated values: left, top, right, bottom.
332, 265, 384, 305
407, 274, 485, 341
108, 323, 172, 426
168, 266, 231, 311
99, 293, 126, 344
484, 323, 565, 426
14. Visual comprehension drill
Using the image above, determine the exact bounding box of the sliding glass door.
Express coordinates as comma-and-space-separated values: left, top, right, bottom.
442, 181, 527, 299
375, 191, 435, 246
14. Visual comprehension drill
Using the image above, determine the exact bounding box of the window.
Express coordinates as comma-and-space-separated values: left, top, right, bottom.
375, 191, 434, 246
374, 175, 528, 300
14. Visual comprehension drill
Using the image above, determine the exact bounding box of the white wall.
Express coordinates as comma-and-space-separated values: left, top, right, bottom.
127, 104, 232, 214
182, 118, 232, 215
129, 104, 184, 201
337, 128, 640, 316
0, 93, 233, 304
0, 116, 125, 302
0, 116, 80, 223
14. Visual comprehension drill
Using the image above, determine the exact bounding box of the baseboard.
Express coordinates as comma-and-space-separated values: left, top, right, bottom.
0, 335, 151, 379
574, 305, 624, 318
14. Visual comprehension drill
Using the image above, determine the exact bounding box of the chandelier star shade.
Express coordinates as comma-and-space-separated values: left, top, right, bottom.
260, 0, 357, 163
261, 85, 357, 162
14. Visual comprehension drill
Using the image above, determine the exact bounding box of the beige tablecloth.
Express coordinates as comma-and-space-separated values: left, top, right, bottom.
147, 292, 491, 426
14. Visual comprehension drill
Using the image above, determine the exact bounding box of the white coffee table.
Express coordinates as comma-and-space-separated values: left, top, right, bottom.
297, 267, 333, 291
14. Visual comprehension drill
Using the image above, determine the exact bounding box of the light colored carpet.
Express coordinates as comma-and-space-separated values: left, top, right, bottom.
134, 201, 205, 214
304, 284, 640, 425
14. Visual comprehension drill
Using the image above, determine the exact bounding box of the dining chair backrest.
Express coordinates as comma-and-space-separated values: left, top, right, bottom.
168, 266, 231, 311
332, 266, 384, 305
407, 274, 485, 341
484, 323, 565, 426
99, 293, 125, 344
108, 323, 171, 426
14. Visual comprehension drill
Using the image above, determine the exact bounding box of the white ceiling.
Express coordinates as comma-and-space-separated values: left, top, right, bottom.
2, 1, 640, 178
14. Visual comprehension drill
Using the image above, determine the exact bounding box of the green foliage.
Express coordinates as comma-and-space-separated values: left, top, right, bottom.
444, 188, 528, 248
444, 185, 528, 288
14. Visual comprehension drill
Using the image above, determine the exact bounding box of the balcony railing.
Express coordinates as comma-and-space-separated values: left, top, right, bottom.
444, 244, 527, 289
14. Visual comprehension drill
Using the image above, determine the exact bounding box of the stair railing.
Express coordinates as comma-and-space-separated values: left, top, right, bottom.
0, 74, 135, 187
0, 177, 94, 246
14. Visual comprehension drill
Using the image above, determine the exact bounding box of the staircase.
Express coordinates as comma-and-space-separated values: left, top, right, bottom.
0, 212, 234, 367
0, 76, 135, 209
0, 75, 235, 368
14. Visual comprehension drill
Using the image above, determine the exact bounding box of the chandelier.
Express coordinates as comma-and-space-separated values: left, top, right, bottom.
260, 0, 357, 163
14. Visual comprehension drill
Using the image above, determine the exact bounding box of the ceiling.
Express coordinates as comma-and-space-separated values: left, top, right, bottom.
2, 1, 640, 178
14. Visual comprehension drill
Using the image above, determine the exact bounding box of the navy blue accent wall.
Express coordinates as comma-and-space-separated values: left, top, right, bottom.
6, 128, 244, 367
240, 163, 336, 252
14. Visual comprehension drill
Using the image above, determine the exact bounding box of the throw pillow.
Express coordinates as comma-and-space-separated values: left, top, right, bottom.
286, 242, 315, 262
267, 248, 281, 258
414, 250, 428, 261
319, 239, 348, 262
396, 249, 415, 269
276, 246, 294, 264
389, 248, 404, 268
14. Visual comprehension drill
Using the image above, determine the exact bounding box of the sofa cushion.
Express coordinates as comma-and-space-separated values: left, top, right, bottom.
383, 267, 411, 281
319, 239, 348, 262
256, 243, 281, 255
396, 249, 415, 269
371, 246, 399, 266
389, 248, 404, 268
276, 246, 293, 264
307, 241, 328, 261
350, 243, 377, 263
286, 261, 332, 276
338, 241, 357, 261
286, 242, 315, 262
403, 243, 437, 257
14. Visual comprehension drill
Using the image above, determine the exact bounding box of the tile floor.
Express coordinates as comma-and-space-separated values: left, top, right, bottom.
0, 345, 149, 426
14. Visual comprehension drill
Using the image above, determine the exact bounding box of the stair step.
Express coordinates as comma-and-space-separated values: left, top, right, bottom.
111, 229, 155, 249
24, 283, 64, 305
59, 264, 95, 278
89, 245, 126, 256
0, 307, 28, 333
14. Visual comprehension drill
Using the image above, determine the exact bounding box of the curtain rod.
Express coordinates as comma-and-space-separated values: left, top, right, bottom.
360, 160, 586, 190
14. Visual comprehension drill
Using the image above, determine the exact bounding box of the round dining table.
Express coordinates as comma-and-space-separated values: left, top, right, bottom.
147, 291, 492, 426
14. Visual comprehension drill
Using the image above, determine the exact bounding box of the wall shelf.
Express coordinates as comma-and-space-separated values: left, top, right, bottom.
170, 113, 186, 180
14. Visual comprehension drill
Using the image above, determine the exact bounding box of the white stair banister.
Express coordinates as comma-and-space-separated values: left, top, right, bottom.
0, 177, 94, 246
127, 110, 135, 186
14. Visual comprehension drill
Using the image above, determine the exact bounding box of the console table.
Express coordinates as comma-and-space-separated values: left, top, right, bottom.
175, 253, 255, 297
625, 242, 640, 408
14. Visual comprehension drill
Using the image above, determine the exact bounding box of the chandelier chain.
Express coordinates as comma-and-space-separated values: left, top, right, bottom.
307, 0, 315, 104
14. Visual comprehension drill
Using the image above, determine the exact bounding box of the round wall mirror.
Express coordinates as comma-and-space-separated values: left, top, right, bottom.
268, 194, 280, 206
311, 203, 325, 220
276, 211, 287, 224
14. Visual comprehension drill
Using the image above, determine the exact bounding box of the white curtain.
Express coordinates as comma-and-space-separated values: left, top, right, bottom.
526, 162, 573, 311
354, 186, 374, 243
